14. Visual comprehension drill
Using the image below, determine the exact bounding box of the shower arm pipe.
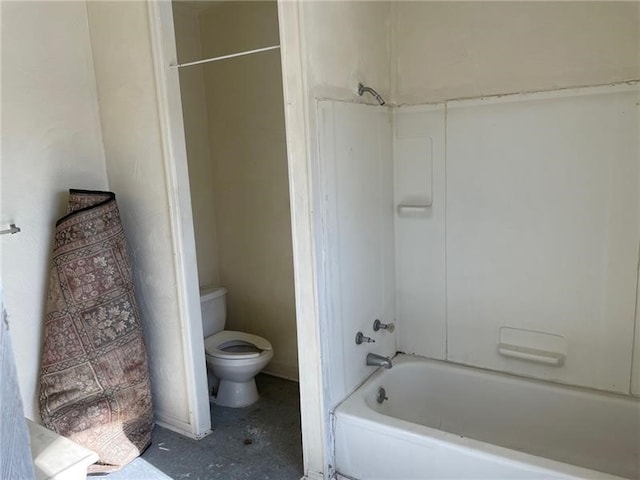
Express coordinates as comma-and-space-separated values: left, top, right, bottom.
170, 45, 281, 69
357, 82, 386, 106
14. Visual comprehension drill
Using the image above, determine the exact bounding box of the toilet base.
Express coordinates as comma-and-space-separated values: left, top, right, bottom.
214, 378, 259, 408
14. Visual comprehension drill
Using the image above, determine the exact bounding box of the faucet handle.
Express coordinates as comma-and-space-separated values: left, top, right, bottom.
373, 319, 395, 333
355, 331, 375, 345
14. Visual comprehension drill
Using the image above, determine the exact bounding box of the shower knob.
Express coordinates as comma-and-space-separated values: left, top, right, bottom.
373, 319, 395, 333
355, 331, 375, 345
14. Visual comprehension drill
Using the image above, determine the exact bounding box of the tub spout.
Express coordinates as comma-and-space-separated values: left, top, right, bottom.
367, 353, 392, 369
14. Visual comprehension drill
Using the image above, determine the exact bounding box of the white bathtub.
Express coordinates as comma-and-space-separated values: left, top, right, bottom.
334, 355, 639, 479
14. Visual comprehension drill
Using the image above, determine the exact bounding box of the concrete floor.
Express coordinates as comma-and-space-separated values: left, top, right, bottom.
106, 374, 303, 479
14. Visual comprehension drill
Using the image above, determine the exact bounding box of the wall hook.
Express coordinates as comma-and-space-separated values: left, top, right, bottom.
0, 223, 21, 236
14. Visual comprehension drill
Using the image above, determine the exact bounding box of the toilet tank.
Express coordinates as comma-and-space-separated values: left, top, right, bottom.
200, 287, 227, 338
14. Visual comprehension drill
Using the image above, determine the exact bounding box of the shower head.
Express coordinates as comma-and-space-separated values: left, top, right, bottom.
357, 83, 386, 106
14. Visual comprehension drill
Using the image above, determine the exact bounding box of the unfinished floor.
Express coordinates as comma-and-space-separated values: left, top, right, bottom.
106, 374, 303, 479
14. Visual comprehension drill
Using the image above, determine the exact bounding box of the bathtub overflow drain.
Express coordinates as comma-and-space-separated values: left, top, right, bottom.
376, 387, 388, 404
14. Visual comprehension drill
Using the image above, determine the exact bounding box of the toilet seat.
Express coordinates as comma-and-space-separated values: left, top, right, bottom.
204, 330, 272, 360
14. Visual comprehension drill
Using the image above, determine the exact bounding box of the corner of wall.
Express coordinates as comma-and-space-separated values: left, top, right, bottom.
81, 0, 109, 187
388, 0, 398, 106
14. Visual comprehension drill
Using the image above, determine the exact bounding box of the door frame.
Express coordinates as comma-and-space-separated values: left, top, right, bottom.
146, 1, 326, 477
146, 0, 211, 439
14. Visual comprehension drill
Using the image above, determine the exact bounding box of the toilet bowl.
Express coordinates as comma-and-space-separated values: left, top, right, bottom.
204, 331, 273, 407
200, 287, 274, 408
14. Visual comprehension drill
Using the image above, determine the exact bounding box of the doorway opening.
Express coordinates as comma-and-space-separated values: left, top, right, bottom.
168, 0, 302, 475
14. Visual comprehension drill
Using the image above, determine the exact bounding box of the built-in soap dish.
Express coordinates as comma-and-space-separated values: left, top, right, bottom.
498, 327, 566, 367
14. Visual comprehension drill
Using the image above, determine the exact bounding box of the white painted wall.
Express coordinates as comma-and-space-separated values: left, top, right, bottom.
276, 2, 327, 477
317, 101, 395, 409
172, 4, 220, 289
0, 0, 109, 420
86, 1, 194, 431
392, 1, 640, 104
194, 1, 298, 380
301, 1, 390, 102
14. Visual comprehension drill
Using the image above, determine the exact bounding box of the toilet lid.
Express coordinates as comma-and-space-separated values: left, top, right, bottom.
204, 330, 272, 360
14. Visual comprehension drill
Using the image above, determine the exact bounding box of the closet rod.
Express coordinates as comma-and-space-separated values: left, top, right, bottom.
170, 45, 280, 69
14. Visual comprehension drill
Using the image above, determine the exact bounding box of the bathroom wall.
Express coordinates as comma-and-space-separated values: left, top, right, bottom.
448, 87, 637, 393
388, 1, 640, 395
394, 87, 639, 395
197, 1, 298, 380
172, 4, 220, 289
438, 87, 636, 393
393, 105, 446, 361
392, 1, 640, 104
301, 1, 390, 102
297, 2, 392, 409
0, 0, 109, 420
86, 1, 193, 429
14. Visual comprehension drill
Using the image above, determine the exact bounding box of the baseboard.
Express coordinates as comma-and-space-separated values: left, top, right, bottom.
263, 361, 299, 381
301, 471, 325, 480
335, 473, 358, 480
155, 412, 212, 440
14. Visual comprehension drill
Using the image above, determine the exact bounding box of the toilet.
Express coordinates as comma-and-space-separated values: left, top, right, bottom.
200, 287, 273, 408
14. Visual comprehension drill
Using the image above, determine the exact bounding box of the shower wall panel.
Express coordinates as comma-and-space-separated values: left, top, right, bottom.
317, 101, 395, 408
444, 86, 639, 393
393, 85, 639, 394
393, 106, 446, 360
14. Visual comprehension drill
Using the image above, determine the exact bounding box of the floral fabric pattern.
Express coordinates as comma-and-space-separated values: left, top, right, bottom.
39, 190, 153, 473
